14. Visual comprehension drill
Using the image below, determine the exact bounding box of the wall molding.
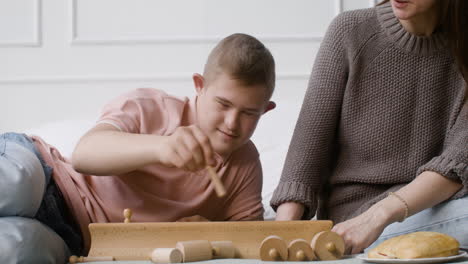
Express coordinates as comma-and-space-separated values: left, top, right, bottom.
0, 73, 310, 84
69, 0, 323, 45
0, 0, 42, 47
334, 0, 343, 15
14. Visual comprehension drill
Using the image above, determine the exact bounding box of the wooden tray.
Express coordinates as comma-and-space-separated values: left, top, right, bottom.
87, 220, 333, 260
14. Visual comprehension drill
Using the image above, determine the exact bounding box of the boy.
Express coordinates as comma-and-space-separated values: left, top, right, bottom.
0, 33, 276, 264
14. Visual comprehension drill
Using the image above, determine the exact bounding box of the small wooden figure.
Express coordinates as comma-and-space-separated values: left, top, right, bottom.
288, 238, 316, 261
310, 231, 345, 260
259, 235, 288, 261
206, 166, 226, 197
210, 241, 235, 258
150, 248, 183, 263
69, 255, 114, 263
176, 240, 213, 262
123, 208, 132, 223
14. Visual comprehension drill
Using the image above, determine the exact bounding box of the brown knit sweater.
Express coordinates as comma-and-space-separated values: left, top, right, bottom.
270, 3, 468, 223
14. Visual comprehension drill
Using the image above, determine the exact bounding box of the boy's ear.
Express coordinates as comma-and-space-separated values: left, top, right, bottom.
263, 101, 276, 114
192, 73, 205, 95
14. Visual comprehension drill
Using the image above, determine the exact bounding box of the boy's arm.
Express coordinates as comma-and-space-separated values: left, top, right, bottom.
72, 123, 215, 176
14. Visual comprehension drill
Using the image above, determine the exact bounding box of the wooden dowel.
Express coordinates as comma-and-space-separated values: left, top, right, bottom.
69, 255, 114, 263
206, 166, 226, 197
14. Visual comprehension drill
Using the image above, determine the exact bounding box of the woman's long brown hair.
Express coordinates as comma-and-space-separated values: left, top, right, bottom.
443, 0, 468, 82
378, 0, 468, 88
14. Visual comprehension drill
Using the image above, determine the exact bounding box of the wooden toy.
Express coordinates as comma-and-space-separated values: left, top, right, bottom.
150, 248, 182, 263
211, 241, 235, 258
310, 231, 345, 260
206, 166, 226, 197
86, 220, 333, 260
259, 235, 288, 261
123, 208, 132, 223
175, 240, 213, 262
69, 255, 114, 263
288, 238, 316, 261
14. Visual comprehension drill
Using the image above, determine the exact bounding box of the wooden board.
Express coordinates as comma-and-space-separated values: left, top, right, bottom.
87, 220, 333, 260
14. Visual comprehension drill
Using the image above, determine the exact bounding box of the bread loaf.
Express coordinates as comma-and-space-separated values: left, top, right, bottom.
368, 232, 459, 259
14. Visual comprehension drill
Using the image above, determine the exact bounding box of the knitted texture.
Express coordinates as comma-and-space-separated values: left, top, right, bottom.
270, 3, 468, 223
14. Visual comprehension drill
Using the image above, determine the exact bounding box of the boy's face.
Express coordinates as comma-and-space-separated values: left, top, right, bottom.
193, 72, 275, 157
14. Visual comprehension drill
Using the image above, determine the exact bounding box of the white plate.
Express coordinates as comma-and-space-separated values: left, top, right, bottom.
357, 250, 467, 264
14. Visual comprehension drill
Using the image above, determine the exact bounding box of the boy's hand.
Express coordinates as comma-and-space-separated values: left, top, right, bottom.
158, 125, 215, 171
176, 215, 210, 222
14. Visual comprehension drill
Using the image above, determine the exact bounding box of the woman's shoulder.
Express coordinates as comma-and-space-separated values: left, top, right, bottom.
328, 7, 379, 38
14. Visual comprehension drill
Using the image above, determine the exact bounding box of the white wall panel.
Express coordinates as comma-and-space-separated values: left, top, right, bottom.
0, 0, 41, 46
1, 0, 373, 132
71, 0, 332, 44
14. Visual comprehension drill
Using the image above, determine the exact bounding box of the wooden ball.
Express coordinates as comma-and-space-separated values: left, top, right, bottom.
211, 241, 235, 258
288, 238, 316, 261
310, 231, 345, 260
123, 208, 132, 223
176, 240, 212, 262
150, 248, 183, 263
259, 235, 288, 261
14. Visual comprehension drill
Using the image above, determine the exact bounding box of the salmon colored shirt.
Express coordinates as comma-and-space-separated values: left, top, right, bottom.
32, 88, 264, 251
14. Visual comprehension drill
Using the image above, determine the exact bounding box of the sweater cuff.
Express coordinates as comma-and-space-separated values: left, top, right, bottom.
418, 156, 468, 199
270, 181, 317, 220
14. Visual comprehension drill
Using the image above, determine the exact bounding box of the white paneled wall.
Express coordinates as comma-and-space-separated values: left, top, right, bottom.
1, 0, 374, 132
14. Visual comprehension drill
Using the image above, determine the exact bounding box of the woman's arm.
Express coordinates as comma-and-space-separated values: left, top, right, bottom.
270, 11, 351, 219
332, 170, 462, 254
275, 202, 305, 221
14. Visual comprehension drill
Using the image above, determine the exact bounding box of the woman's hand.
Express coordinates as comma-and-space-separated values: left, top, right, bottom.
332, 191, 410, 254
331, 208, 388, 254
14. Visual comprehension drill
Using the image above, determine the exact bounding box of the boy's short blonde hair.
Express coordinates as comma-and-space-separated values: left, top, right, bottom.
203, 33, 275, 98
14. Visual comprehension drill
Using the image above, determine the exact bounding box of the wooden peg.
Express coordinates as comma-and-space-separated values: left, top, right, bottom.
206, 166, 226, 197
310, 231, 345, 260
123, 208, 132, 223
176, 240, 213, 262
210, 241, 235, 258
259, 235, 288, 261
69, 255, 114, 263
150, 248, 183, 263
288, 238, 316, 261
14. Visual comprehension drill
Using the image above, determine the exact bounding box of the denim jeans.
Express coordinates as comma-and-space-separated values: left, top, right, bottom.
369, 195, 468, 250
0, 133, 83, 264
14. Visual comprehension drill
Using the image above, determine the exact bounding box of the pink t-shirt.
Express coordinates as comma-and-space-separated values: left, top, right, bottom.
32, 88, 264, 251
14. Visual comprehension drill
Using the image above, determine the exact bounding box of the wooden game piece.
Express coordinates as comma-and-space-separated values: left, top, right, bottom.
123, 208, 132, 223
69, 255, 114, 263
176, 240, 213, 262
259, 235, 288, 261
310, 231, 345, 260
210, 241, 235, 258
287, 238, 316, 261
150, 248, 182, 263
206, 166, 226, 197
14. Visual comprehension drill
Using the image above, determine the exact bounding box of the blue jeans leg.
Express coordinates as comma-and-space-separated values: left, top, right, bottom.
0, 133, 72, 263
0, 216, 70, 264
369, 195, 468, 249
0, 133, 46, 217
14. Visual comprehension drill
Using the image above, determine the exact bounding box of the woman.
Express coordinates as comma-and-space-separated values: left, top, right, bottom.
271, 0, 467, 254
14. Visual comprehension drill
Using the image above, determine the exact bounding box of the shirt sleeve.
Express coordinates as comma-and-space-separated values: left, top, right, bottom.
417, 103, 468, 198
97, 88, 168, 134
270, 13, 350, 219
223, 159, 264, 221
